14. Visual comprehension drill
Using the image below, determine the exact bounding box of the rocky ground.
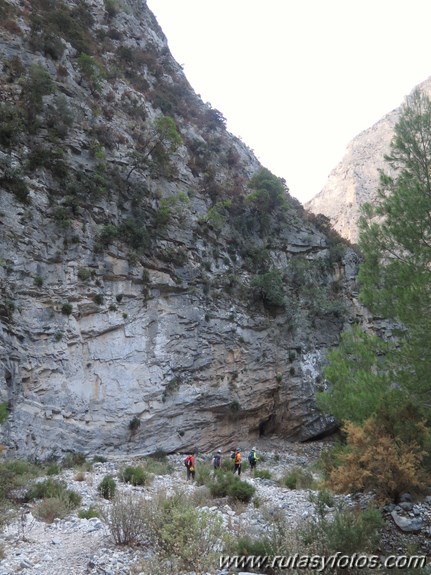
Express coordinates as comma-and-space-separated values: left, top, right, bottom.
0, 438, 430, 575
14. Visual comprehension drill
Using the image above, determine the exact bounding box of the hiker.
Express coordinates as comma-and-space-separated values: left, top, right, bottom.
184, 452, 195, 481
248, 447, 258, 472
233, 448, 242, 476
213, 449, 222, 471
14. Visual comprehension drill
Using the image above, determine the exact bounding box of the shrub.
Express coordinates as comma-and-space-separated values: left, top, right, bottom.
228, 400, 240, 415
228, 476, 256, 502
24, 63, 56, 113
283, 466, 315, 489
102, 492, 146, 546
77, 53, 105, 94
93, 293, 104, 305
128, 416, 141, 433
253, 469, 272, 480
27, 479, 81, 508
221, 458, 233, 472
62, 452, 87, 468
138, 489, 226, 573
195, 462, 212, 486
0, 460, 42, 501
144, 457, 172, 476
77, 267, 92, 281
78, 505, 100, 519
98, 475, 116, 500
27, 478, 67, 500
235, 534, 275, 556
118, 218, 150, 251
121, 466, 149, 486
328, 412, 429, 503
46, 463, 61, 476
0, 403, 8, 424
1, 171, 30, 204
97, 224, 118, 248
104, 0, 120, 19
251, 269, 285, 309
300, 493, 382, 563
208, 471, 255, 502
0, 103, 23, 146
33, 495, 75, 523
92, 455, 108, 463
61, 303, 73, 315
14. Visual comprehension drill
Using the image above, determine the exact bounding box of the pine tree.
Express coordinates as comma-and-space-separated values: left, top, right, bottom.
318, 89, 431, 422
358, 88, 431, 412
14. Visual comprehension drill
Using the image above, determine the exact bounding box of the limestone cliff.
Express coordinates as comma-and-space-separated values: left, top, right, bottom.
0, 0, 354, 459
305, 77, 431, 243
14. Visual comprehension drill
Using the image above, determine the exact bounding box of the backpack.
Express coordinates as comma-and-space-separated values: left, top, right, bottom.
213, 454, 221, 467
235, 451, 241, 464
184, 455, 193, 468
248, 450, 256, 463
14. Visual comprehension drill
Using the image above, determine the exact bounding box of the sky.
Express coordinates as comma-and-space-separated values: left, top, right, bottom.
146, 0, 431, 204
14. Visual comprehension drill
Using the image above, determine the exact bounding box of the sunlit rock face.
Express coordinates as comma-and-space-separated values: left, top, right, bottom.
0, 0, 352, 458
305, 78, 431, 244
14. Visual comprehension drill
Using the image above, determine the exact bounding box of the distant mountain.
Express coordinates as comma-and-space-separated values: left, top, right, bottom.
305, 77, 431, 244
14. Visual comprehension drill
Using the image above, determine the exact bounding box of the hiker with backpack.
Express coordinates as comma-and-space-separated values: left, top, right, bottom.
184, 452, 195, 481
232, 448, 242, 476
212, 449, 222, 471
248, 447, 258, 472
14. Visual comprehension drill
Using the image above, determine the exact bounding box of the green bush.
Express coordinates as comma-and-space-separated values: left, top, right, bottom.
30, 0, 95, 56
0, 103, 23, 146
195, 462, 212, 486
144, 457, 173, 476
77, 53, 105, 94
46, 463, 61, 476
1, 171, 30, 204
61, 302, 73, 315
254, 469, 272, 480
27, 478, 81, 508
0, 460, 42, 502
251, 269, 285, 309
128, 416, 141, 433
228, 476, 256, 502
300, 494, 382, 563
122, 465, 149, 486
98, 475, 116, 500
101, 492, 146, 546
33, 495, 76, 523
93, 293, 104, 305
62, 452, 87, 468
23, 63, 56, 117
77, 267, 92, 281
104, 0, 120, 18
221, 458, 233, 472
92, 455, 108, 463
96, 224, 118, 248
46, 462, 61, 475
138, 489, 226, 573
283, 466, 315, 489
0, 403, 8, 424
78, 505, 100, 519
27, 478, 67, 499
209, 471, 255, 502
236, 535, 275, 556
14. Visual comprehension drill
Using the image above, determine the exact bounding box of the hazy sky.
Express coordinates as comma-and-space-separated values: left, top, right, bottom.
146, 0, 431, 204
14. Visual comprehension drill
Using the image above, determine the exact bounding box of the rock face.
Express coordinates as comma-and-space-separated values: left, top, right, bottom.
305, 77, 431, 244
0, 0, 354, 459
